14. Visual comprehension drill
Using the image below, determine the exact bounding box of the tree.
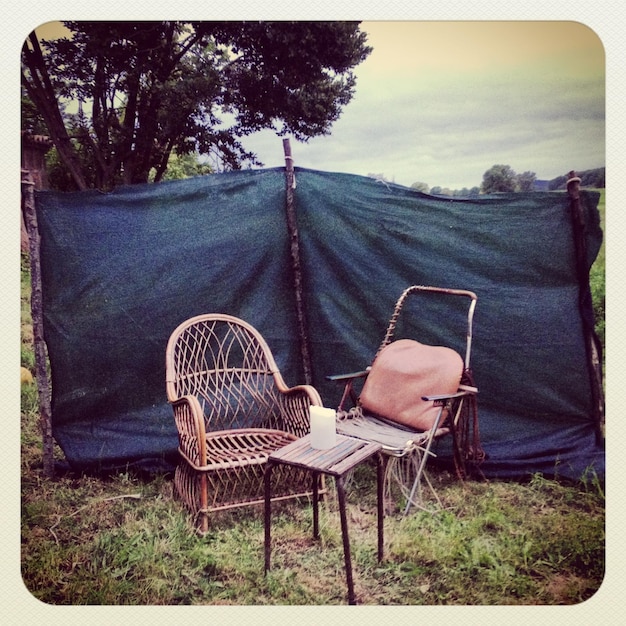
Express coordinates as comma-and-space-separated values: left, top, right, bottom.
481, 164, 517, 193
516, 170, 537, 192
150, 152, 213, 182
410, 181, 429, 193
21, 21, 372, 191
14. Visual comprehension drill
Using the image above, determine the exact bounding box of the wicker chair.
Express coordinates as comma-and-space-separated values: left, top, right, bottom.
328, 286, 482, 514
166, 313, 323, 531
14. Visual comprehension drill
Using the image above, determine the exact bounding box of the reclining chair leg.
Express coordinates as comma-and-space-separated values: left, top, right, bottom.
403, 404, 446, 515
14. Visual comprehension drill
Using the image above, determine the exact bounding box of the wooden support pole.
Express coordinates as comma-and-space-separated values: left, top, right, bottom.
21, 170, 55, 478
283, 138, 313, 385
566, 171, 605, 441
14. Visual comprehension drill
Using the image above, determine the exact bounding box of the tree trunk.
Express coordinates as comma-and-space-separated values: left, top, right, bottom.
21, 34, 89, 191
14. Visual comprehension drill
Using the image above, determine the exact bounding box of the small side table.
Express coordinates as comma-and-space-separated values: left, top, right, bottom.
264, 434, 384, 605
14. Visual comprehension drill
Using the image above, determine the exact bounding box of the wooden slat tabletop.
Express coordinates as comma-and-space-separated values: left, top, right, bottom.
268, 434, 381, 476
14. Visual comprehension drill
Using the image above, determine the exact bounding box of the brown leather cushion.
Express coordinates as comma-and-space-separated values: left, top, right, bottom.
359, 339, 463, 431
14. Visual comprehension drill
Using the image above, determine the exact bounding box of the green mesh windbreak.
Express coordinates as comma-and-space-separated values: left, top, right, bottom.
35, 167, 603, 479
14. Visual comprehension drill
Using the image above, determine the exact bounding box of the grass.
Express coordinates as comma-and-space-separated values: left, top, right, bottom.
20, 457, 605, 605
20, 192, 606, 606
589, 189, 605, 349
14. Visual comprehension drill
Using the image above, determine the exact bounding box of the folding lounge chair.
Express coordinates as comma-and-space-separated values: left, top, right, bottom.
328, 286, 482, 514
166, 313, 323, 531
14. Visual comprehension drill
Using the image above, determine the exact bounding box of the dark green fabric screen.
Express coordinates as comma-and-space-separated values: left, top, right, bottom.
35, 167, 604, 479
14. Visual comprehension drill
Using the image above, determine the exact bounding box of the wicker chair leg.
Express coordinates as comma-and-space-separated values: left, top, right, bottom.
199, 473, 209, 533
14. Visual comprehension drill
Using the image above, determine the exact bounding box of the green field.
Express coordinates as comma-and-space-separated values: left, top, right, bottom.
589, 190, 605, 350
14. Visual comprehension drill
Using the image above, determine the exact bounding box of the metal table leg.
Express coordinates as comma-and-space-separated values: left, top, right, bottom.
264, 437, 383, 604
312, 471, 320, 539
376, 453, 384, 562
336, 475, 356, 605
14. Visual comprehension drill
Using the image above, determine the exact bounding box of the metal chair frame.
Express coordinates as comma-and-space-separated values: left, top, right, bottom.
328, 285, 479, 514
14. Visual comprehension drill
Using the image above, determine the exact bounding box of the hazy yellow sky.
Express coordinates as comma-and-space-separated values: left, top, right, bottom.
32, 20, 604, 72
362, 21, 603, 73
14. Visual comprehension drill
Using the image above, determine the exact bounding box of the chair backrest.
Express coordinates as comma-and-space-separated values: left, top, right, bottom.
358, 286, 478, 431
376, 285, 477, 371
166, 314, 294, 432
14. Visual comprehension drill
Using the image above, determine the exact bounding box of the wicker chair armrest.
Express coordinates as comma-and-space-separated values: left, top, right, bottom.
280, 383, 323, 406
170, 393, 205, 414
170, 394, 208, 467
179, 428, 297, 472
254, 376, 322, 437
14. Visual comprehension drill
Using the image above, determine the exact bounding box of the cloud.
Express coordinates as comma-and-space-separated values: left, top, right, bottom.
242, 22, 605, 190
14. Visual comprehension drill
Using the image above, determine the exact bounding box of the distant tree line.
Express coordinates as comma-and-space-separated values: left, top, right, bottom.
407, 165, 605, 197
548, 168, 605, 190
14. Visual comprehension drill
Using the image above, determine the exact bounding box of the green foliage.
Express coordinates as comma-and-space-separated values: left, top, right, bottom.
516, 170, 537, 192
589, 190, 605, 351
481, 164, 519, 193
149, 152, 213, 182
429, 186, 480, 198
21, 21, 372, 190
549, 168, 605, 190
410, 181, 429, 193
414, 168, 602, 197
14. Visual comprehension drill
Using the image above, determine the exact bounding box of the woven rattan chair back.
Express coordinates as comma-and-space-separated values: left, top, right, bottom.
167, 314, 309, 435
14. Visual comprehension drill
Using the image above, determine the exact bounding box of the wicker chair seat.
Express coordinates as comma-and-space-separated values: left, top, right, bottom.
179, 428, 298, 471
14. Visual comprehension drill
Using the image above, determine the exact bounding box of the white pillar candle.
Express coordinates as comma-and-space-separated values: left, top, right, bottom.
310, 406, 337, 449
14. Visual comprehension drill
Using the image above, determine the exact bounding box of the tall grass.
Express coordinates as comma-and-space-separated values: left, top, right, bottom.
20, 193, 606, 605
589, 190, 605, 350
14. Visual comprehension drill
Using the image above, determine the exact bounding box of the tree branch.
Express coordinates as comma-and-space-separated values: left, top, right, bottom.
22, 34, 88, 190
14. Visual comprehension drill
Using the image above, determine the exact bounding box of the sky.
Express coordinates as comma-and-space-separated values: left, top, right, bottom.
238, 21, 605, 190
27, 20, 604, 190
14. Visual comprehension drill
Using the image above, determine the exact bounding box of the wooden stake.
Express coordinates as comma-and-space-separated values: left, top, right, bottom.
567, 171, 605, 441
21, 170, 55, 478
283, 139, 313, 385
